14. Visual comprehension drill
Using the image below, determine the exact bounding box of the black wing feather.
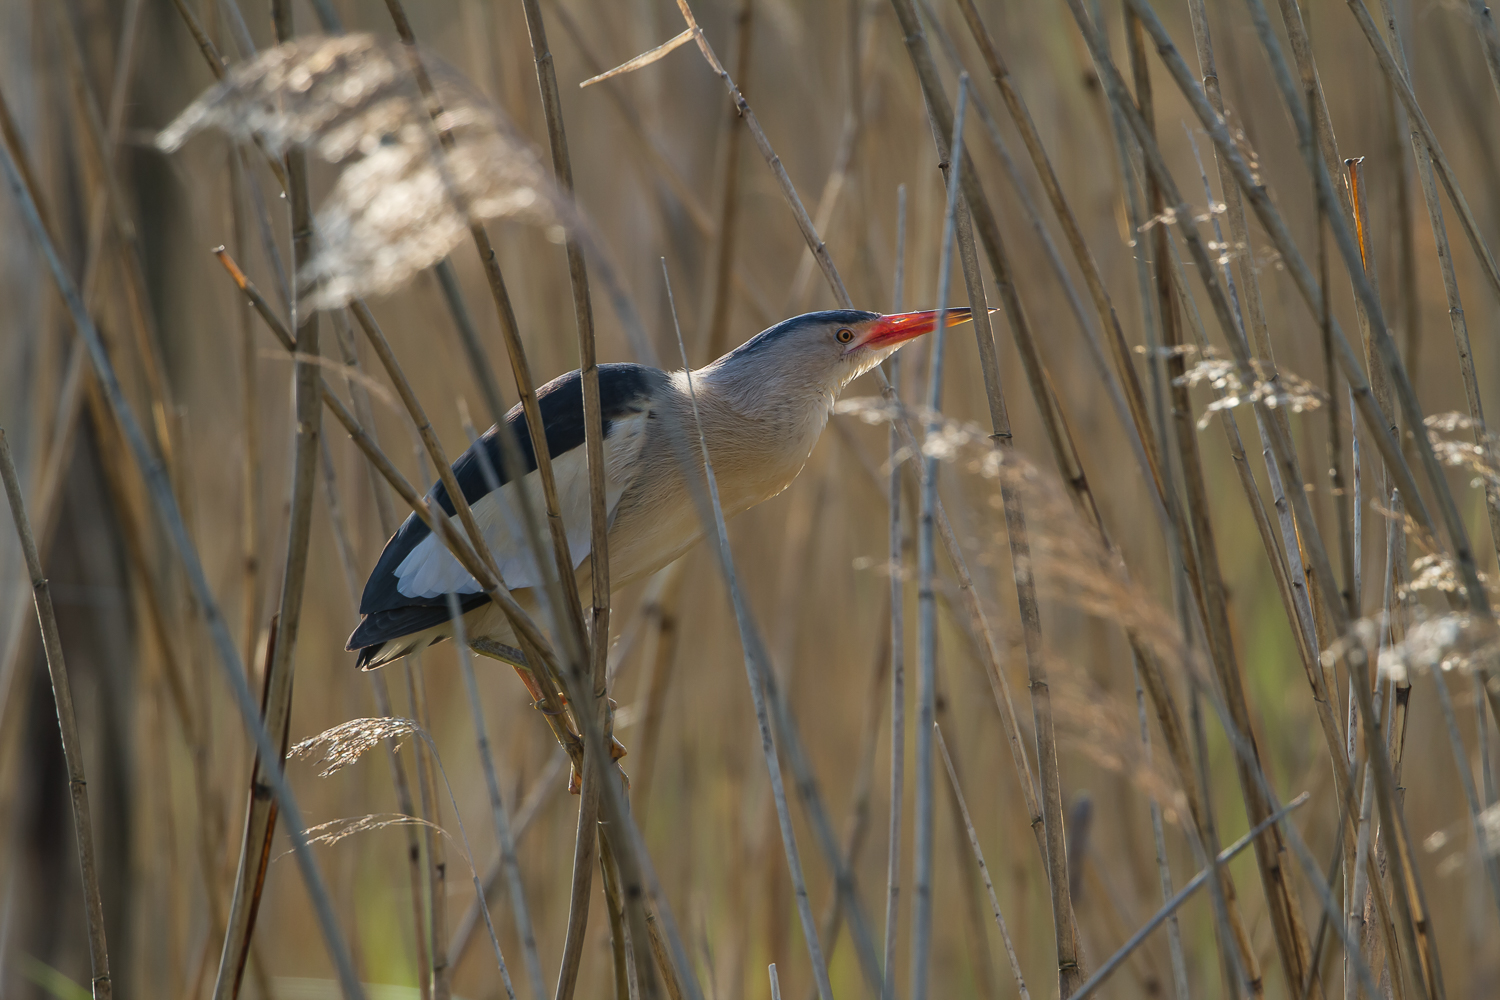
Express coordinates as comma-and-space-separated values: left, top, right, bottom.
346, 363, 658, 653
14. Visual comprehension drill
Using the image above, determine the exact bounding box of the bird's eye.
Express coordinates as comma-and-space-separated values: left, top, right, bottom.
836, 328, 855, 344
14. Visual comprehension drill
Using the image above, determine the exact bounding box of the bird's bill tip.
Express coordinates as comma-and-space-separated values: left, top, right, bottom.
855, 307, 987, 351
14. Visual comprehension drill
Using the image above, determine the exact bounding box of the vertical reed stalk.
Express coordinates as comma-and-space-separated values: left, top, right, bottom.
512, 3, 617, 992
936, 725, 1030, 1000
911, 89, 966, 1000
883, 183, 908, 1000
662, 260, 829, 1000
445, 592, 544, 1000
702, 0, 753, 360
213, 2, 326, 994
0, 427, 111, 1000
1376, 0, 1500, 569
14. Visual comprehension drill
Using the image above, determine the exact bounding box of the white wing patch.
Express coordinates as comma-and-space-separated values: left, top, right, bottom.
393, 411, 649, 599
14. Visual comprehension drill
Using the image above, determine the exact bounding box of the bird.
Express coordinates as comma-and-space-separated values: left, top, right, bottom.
346, 307, 974, 671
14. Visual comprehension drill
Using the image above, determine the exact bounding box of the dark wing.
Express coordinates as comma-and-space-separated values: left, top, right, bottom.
347, 363, 661, 660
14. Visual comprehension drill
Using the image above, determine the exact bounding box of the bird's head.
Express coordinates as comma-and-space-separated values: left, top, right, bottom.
714, 308, 978, 397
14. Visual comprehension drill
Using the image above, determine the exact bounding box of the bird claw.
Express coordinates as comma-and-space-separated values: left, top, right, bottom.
530, 697, 568, 716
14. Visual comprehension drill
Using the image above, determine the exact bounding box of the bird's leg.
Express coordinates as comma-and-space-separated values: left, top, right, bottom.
567, 697, 630, 794
468, 636, 567, 713
468, 634, 585, 792
469, 637, 627, 792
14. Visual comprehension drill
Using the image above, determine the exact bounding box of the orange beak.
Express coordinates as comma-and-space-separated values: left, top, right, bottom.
851, 308, 980, 352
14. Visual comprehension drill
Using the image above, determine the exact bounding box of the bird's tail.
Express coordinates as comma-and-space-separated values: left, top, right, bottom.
355, 639, 425, 671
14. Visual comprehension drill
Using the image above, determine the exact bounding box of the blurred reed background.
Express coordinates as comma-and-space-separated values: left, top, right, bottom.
2, 0, 1500, 998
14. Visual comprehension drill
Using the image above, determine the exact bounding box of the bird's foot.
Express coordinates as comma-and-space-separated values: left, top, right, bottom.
567, 761, 632, 795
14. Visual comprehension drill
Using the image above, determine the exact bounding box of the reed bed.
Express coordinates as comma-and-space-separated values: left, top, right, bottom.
3, 1, 1500, 999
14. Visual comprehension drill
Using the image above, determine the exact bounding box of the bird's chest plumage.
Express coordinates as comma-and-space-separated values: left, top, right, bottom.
599, 384, 830, 590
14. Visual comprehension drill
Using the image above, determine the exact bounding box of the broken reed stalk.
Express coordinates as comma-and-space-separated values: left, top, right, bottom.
662, 261, 835, 1000
444, 592, 540, 1000
883, 183, 907, 1000
912, 88, 968, 1000
0, 109, 366, 1000
0, 428, 111, 1000
935, 725, 1029, 1000
213, 3, 328, 996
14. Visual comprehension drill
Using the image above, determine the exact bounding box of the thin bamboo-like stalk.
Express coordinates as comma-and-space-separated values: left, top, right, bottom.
511, 3, 616, 993
445, 591, 540, 1000
448, 751, 566, 970
213, 2, 326, 994
936, 726, 1029, 1000
0, 126, 367, 1000
910, 87, 966, 1000
662, 261, 828, 1000
326, 311, 436, 1000
949, 0, 1172, 517
950, 71, 1088, 996
1073, 792, 1313, 1000
1344, 1, 1500, 310
228, 150, 264, 713
1127, 15, 1318, 995
1377, 0, 1500, 571
671, 0, 850, 306
702, 0, 753, 360
917, 0, 1136, 450
803, 617, 890, 1000
545, 0, 776, 329
883, 184, 908, 1000
0, 427, 111, 1000
784, 1, 873, 314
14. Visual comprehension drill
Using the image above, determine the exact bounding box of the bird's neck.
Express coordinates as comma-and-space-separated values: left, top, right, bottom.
679, 362, 836, 510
